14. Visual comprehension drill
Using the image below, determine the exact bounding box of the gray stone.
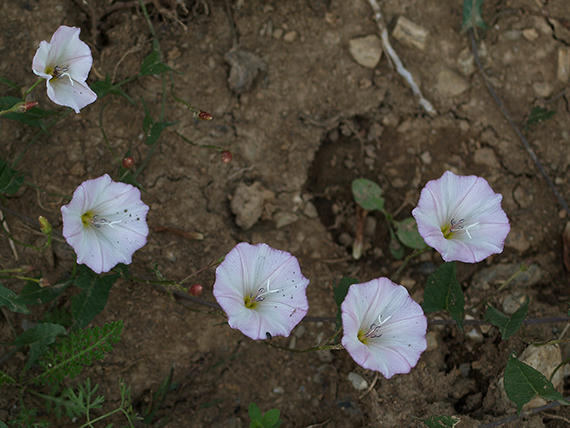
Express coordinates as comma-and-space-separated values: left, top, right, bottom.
471, 263, 541, 290
434, 68, 470, 97
349, 35, 383, 68
348, 372, 368, 391
230, 181, 275, 229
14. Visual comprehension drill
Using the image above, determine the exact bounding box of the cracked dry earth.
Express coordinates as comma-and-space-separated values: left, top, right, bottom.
1, 0, 570, 427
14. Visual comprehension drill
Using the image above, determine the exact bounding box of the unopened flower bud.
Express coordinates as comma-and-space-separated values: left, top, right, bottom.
197, 111, 213, 121
38, 216, 52, 235
20, 265, 35, 274
122, 157, 135, 169
221, 150, 233, 164
15, 101, 38, 113
39, 277, 51, 287
190, 283, 203, 296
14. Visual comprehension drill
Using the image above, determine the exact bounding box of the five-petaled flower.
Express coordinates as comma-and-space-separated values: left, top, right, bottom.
32, 25, 97, 113
213, 242, 310, 340
61, 174, 149, 274
412, 171, 510, 263
341, 278, 427, 379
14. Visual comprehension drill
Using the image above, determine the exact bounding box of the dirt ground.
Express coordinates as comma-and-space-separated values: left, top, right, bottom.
1, 0, 570, 426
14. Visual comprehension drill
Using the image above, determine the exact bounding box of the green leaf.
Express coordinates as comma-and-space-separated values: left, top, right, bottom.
525, 106, 556, 130
91, 76, 135, 104
461, 0, 488, 31
249, 402, 262, 422
0, 370, 16, 387
420, 415, 460, 428
139, 50, 175, 76
0, 75, 20, 91
37, 321, 123, 384
484, 299, 529, 340
141, 98, 178, 146
0, 156, 24, 195
388, 227, 405, 260
396, 217, 427, 250
422, 262, 464, 333
11, 323, 66, 371
351, 178, 385, 211
504, 353, 569, 414
71, 266, 120, 329
0, 422, 8, 428
14, 279, 71, 306
333, 277, 360, 335
261, 409, 280, 427
0, 284, 30, 314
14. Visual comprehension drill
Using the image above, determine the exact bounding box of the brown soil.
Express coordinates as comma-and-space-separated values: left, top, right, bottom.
0, 0, 570, 427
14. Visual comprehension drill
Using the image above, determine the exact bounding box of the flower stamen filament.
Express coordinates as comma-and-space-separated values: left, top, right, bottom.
51, 65, 74, 85
358, 313, 392, 343
244, 279, 279, 309
442, 218, 480, 239
81, 212, 122, 229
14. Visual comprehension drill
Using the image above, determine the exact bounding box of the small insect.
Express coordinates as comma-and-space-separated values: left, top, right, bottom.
266, 332, 272, 340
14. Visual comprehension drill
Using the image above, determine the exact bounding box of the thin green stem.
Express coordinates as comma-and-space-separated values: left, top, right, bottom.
390, 245, 430, 281
22, 78, 44, 100
0, 217, 52, 252
174, 130, 223, 152
469, 263, 528, 311
99, 100, 120, 163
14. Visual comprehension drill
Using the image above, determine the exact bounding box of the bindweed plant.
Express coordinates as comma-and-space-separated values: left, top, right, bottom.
0, 0, 568, 426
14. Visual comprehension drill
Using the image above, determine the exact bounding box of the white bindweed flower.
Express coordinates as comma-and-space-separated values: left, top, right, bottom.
61, 174, 149, 274
412, 171, 510, 263
32, 25, 97, 113
213, 242, 310, 340
341, 278, 427, 379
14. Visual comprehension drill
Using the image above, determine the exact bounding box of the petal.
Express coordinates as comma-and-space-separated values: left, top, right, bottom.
61, 175, 149, 273
32, 41, 52, 79
213, 242, 310, 340
341, 278, 427, 378
47, 26, 93, 81
47, 78, 97, 113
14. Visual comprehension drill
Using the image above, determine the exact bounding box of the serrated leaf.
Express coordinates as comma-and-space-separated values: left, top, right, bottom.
504, 353, 569, 414
525, 106, 556, 130
461, 0, 488, 31
420, 415, 460, 428
484, 299, 529, 340
14, 279, 71, 306
0, 284, 30, 314
422, 262, 464, 333
249, 402, 262, 421
71, 266, 120, 329
12, 323, 66, 371
396, 217, 427, 250
351, 178, 385, 211
139, 50, 175, 76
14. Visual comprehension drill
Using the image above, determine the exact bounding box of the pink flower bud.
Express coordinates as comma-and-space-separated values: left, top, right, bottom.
221, 150, 233, 164
39, 278, 51, 287
122, 157, 135, 169
16, 101, 38, 113
198, 111, 213, 121
190, 284, 203, 296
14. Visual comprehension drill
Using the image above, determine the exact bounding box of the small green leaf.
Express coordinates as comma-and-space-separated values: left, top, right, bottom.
141, 98, 178, 146
389, 227, 405, 260
14, 279, 70, 306
0, 155, 24, 195
504, 353, 569, 414
420, 415, 460, 428
484, 299, 529, 340
351, 178, 385, 211
0, 370, 16, 387
249, 402, 262, 421
91, 76, 135, 104
333, 277, 360, 335
139, 50, 175, 76
525, 106, 556, 130
71, 266, 120, 329
461, 0, 488, 31
422, 262, 464, 333
261, 409, 280, 427
0, 284, 30, 314
396, 217, 427, 250
12, 323, 66, 371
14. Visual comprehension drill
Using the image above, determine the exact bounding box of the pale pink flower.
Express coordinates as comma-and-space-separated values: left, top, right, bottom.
61, 175, 149, 274
412, 171, 510, 263
213, 242, 309, 340
32, 26, 97, 113
341, 278, 427, 378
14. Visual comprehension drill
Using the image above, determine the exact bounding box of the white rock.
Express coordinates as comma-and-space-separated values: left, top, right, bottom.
434, 68, 470, 97
348, 372, 368, 391
349, 35, 383, 68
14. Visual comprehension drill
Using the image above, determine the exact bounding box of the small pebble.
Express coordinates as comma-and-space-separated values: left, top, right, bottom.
273, 386, 285, 394
426, 331, 438, 351
283, 31, 298, 43
348, 372, 368, 391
